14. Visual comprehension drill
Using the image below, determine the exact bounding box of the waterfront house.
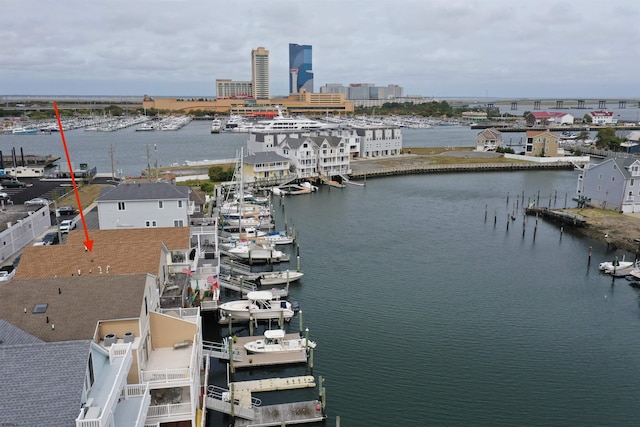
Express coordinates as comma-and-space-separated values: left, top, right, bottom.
188, 188, 207, 223
589, 110, 616, 126
577, 157, 640, 213
352, 127, 402, 158
475, 128, 504, 151
0, 272, 204, 426
276, 136, 319, 179
242, 151, 292, 186
525, 112, 574, 127
0, 332, 151, 427
96, 182, 189, 229
525, 130, 560, 157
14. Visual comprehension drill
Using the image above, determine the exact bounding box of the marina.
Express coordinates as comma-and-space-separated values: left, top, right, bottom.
2, 121, 640, 426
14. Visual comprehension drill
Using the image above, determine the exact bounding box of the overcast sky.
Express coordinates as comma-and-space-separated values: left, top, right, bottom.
1, 0, 638, 99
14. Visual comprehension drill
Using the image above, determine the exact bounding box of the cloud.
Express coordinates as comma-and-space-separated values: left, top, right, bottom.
0, 0, 638, 98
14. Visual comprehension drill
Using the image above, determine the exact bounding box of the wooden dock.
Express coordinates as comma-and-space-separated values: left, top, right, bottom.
230, 334, 310, 368
232, 401, 325, 427
350, 161, 575, 179
525, 206, 587, 227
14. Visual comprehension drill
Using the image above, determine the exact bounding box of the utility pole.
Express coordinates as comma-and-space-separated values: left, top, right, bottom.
110, 144, 115, 181
146, 144, 151, 179
154, 144, 158, 180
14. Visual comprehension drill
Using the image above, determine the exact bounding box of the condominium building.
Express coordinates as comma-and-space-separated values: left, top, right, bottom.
251, 47, 270, 100
289, 43, 313, 94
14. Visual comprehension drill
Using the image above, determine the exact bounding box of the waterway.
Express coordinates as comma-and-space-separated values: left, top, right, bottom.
3, 124, 640, 426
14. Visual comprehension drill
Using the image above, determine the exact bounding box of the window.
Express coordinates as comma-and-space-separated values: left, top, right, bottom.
178, 200, 183, 208
611, 177, 615, 182
145, 220, 157, 227
117, 202, 125, 211
33, 303, 48, 314
158, 201, 164, 209
631, 179, 635, 186
174, 219, 184, 227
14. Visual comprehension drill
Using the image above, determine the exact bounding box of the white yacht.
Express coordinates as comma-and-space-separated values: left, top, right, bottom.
210, 119, 222, 134
251, 106, 330, 132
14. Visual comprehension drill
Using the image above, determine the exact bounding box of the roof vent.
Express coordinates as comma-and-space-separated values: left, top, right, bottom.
123, 332, 134, 343
104, 333, 117, 347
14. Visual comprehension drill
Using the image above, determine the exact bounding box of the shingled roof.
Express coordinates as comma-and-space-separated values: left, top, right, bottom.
0, 274, 148, 342
16, 227, 189, 279
0, 340, 90, 425
97, 182, 189, 201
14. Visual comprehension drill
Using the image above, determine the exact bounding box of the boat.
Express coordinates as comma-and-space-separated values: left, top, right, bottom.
243, 329, 316, 354
135, 122, 155, 131
605, 260, 639, 277
258, 270, 304, 286
227, 242, 286, 262
263, 230, 295, 245
250, 106, 330, 132
211, 119, 222, 134
599, 256, 634, 274
272, 183, 317, 196
11, 127, 38, 135
218, 291, 294, 322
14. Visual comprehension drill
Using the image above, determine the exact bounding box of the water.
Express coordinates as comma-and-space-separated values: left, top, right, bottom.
4, 125, 640, 425
276, 173, 640, 426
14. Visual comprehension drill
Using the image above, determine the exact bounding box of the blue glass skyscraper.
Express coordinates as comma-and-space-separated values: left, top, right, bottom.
289, 43, 313, 94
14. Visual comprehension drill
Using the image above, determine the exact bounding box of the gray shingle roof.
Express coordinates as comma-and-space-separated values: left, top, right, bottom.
0, 319, 43, 345
244, 152, 289, 164
97, 182, 189, 202
0, 340, 90, 426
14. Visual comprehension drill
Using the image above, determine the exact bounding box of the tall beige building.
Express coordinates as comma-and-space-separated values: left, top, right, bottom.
251, 47, 270, 100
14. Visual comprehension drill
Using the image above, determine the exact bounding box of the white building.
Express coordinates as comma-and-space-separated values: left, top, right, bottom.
589, 110, 617, 126
96, 182, 190, 230
352, 127, 403, 158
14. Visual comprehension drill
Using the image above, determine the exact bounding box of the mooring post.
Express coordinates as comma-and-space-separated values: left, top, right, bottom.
228, 315, 233, 336
506, 214, 510, 231
299, 309, 303, 334
229, 338, 235, 374
484, 204, 488, 222
296, 255, 301, 271
588, 246, 592, 265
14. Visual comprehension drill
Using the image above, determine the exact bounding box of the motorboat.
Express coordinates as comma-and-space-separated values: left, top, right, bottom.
218, 291, 294, 322
605, 260, 638, 277
227, 242, 286, 262
258, 270, 304, 286
135, 122, 155, 131
599, 256, 634, 274
243, 329, 316, 354
211, 119, 222, 134
263, 230, 295, 245
11, 127, 38, 135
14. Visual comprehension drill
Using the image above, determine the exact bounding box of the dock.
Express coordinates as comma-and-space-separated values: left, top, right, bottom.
230, 334, 310, 368
350, 161, 575, 179
233, 401, 325, 427
524, 206, 587, 227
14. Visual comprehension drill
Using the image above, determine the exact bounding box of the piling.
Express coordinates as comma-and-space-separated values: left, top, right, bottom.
229, 338, 235, 374
588, 246, 592, 265
298, 310, 303, 334
484, 204, 487, 222
296, 255, 301, 271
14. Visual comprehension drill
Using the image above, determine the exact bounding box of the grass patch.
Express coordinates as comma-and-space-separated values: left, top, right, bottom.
56, 183, 112, 210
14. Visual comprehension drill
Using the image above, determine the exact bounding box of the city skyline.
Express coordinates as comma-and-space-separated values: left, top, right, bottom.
1, 0, 638, 99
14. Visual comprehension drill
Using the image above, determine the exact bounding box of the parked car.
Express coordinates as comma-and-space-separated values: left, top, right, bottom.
59, 219, 77, 233
41, 232, 60, 245
56, 205, 78, 216
1, 179, 28, 188
0, 265, 15, 282
25, 197, 52, 206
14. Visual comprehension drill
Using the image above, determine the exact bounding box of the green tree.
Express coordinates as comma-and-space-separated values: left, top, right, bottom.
208, 165, 234, 182
583, 114, 592, 123
595, 127, 625, 150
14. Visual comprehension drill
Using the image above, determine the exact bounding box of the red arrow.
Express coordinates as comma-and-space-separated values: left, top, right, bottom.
53, 102, 94, 251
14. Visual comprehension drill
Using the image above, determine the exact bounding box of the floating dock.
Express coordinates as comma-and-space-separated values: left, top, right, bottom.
233, 401, 325, 427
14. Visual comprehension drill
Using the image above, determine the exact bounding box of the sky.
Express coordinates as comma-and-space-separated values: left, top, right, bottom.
1, 0, 639, 99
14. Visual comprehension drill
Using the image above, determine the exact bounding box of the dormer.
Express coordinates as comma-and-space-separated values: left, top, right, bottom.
628, 160, 640, 177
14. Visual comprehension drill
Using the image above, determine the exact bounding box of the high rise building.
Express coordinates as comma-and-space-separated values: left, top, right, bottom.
289, 44, 313, 94
251, 47, 270, 100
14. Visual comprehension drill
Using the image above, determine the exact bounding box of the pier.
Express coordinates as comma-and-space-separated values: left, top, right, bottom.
524, 206, 587, 227
350, 161, 575, 179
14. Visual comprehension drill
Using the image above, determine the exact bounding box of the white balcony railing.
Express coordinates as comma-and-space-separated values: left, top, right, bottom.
141, 368, 191, 384
146, 402, 192, 420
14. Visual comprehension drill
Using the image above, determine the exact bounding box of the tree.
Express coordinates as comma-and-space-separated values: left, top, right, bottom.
595, 127, 625, 150
583, 114, 592, 124
208, 165, 234, 182
576, 130, 590, 141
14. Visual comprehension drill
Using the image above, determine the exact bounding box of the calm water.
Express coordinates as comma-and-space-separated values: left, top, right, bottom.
4, 124, 640, 425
